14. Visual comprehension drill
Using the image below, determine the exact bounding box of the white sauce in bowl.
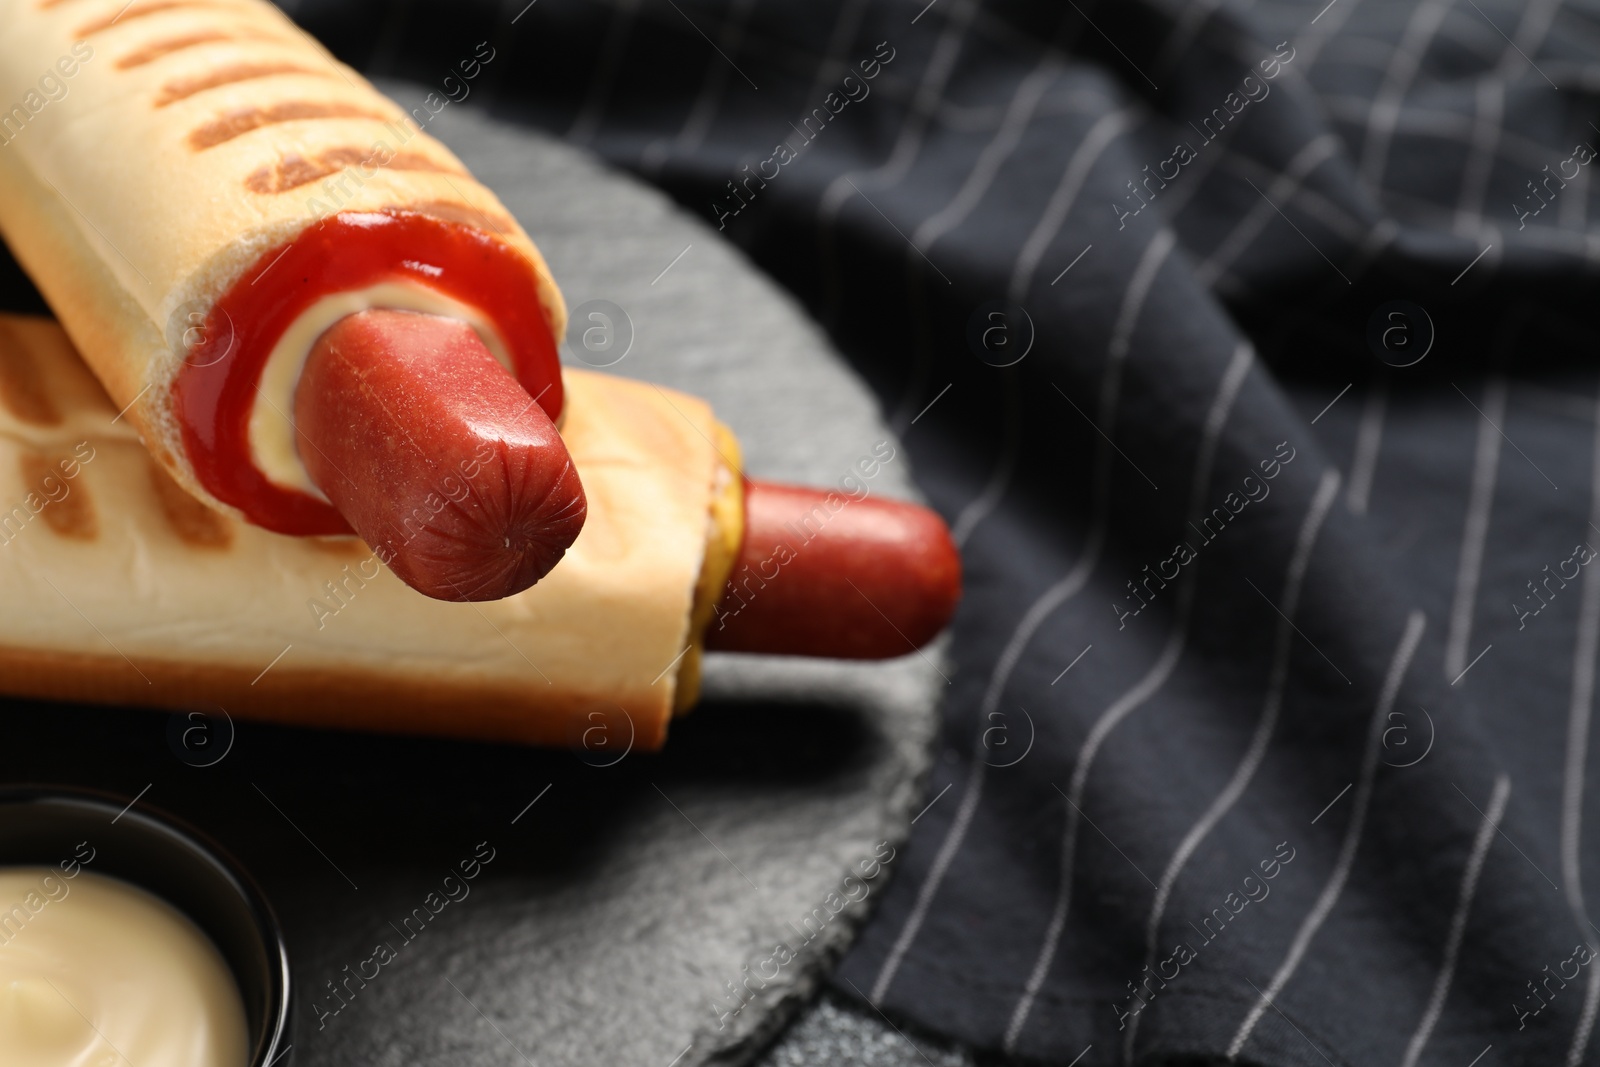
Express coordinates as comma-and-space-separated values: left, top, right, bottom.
0, 868, 249, 1067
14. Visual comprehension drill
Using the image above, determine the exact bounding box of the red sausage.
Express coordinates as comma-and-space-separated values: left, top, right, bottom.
293, 309, 586, 602
706, 480, 961, 658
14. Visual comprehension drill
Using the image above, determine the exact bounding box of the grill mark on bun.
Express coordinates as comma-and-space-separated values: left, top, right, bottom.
148, 459, 232, 548
78, 0, 218, 35
117, 30, 237, 68
154, 61, 329, 107
189, 101, 390, 149
409, 199, 518, 238
0, 322, 62, 427
244, 147, 461, 194
19, 451, 97, 541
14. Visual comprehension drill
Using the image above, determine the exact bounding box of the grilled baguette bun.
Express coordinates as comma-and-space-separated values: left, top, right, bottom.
0, 0, 564, 524
0, 315, 743, 749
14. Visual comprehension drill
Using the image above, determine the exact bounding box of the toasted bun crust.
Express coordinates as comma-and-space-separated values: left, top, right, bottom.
0, 315, 722, 750
674, 423, 744, 713
0, 0, 564, 515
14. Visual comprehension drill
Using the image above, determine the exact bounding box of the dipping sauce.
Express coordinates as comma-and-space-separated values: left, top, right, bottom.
0, 868, 248, 1067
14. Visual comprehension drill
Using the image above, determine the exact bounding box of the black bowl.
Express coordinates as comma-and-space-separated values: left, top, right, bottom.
0, 786, 291, 1066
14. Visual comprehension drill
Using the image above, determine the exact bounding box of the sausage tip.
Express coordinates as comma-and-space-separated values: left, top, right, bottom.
293, 309, 586, 602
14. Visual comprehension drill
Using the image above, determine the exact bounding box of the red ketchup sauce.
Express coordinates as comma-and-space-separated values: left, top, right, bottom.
173, 209, 563, 536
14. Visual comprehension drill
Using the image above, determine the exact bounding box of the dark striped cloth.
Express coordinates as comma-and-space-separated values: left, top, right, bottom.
203, 0, 1600, 1062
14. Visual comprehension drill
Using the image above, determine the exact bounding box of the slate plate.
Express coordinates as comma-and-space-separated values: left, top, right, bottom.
0, 85, 945, 1066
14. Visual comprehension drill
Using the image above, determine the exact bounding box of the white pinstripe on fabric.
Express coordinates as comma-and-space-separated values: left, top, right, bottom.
1398, 774, 1511, 1067
1442, 18, 1519, 63
1123, 465, 1342, 1065
1205, 170, 1394, 300
1323, 93, 1583, 173
1443, 377, 1507, 681
563, 0, 974, 148
1006, 606, 1190, 1053
802, 0, 871, 107
877, 22, 1077, 435
1002, 341, 1257, 1054
1227, 610, 1428, 1060
1294, 0, 1369, 74
1345, 375, 1388, 515
1351, 182, 1556, 244
889, 53, 1067, 429
950, 371, 1020, 547
1569, 906, 1600, 1063
1345, 216, 1402, 286
1561, 379, 1600, 1067
1450, 0, 1563, 241
1459, 214, 1507, 284
886, 46, 1074, 429
871, 80, 1165, 1002
816, 0, 981, 222
814, 0, 982, 321
1454, 78, 1504, 237
909, 59, 1065, 255
1357, 0, 1458, 191
1497, 0, 1563, 79
886, 30, 1097, 459
860, 27, 1111, 421
1195, 134, 1342, 288
1126, 54, 1280, 237
934, 80, 1114, 131
1154, 0, 1228, 80
639, 0, 759, 174
869, 228, 1177, 1004
1213, 149, 1372, 244
1154, 123, 1248, 225
1007, 110, 1136, 303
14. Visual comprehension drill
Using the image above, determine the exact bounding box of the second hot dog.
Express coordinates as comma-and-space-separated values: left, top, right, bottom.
707, 480, 961, 659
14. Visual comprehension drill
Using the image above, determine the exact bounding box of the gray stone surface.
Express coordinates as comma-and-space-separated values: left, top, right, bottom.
346, 85, 948, 1067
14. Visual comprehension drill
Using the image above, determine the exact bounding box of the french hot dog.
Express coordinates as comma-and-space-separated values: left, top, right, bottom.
0, 314, 959, 746
0, 314, 711, 748
0, 0, 577, 600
